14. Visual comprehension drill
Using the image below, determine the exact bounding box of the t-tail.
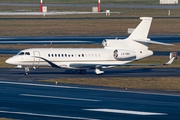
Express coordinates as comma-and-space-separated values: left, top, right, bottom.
103, 17, 172, 50
126, 17, 172, 50
128, 17, 152, 40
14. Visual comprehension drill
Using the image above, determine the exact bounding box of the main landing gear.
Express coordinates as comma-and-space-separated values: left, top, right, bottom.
95, 68, 104, 75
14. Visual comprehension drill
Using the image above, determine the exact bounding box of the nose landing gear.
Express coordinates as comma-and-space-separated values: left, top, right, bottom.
24, 67, 30, 75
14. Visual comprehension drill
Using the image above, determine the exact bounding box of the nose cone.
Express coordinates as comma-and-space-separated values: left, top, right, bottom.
5, 57, 14, 65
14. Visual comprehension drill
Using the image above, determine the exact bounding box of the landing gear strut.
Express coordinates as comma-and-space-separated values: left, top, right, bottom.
95, 68, 104, 75
24, 67, 30, 75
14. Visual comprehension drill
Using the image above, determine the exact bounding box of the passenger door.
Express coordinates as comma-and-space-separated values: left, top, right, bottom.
33, 51, 40, 66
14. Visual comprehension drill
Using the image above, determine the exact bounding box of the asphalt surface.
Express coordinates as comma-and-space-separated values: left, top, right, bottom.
1, 68, 180, 81
0, 80, 180, 120
0, 68, 180, 119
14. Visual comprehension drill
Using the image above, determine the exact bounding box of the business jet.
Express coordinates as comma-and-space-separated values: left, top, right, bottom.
5, 17, 176, 75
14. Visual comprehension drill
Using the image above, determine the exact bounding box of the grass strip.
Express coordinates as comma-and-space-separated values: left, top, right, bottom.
1, 18, 180, 36
40, 77, 180, 91
0, 55, 13, 68
0, 118, 13, 120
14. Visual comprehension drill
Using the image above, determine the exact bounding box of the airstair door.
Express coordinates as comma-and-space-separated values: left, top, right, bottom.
33, 51, 40, 66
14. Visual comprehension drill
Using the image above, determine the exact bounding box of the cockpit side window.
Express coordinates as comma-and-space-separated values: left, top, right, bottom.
25, 52, 30, 55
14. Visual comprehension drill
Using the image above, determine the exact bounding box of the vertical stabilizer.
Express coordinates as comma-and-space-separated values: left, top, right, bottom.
128, 17, 152, 40
127, 17, 152, 49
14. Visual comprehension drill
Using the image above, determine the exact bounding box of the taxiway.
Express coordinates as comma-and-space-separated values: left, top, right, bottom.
0, 68, 180, 81
0, 80, 180, 120
0, 68, 180, 119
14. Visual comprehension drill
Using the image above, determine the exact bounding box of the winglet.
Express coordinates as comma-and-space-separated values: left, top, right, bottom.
163, 52, 178, 65
164, 57, 175, 65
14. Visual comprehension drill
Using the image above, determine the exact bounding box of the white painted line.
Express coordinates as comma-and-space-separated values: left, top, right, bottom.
79, 87, 180, 97
0, 81, 79, 89
20, 94, 101, 102
0, 81, 180, 97
0, 12, 120, 16
0, 110, 100, 120
82, 88, 180, 97
84, 109, 168, 116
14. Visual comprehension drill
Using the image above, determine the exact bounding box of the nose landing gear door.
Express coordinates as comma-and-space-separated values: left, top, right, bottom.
33, 51, 40, 67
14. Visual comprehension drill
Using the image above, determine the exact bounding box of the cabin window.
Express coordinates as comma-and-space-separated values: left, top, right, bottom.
48, 54, 50, 57
78, 54, 80, 57
58, 54, 60, 57
68, 54, 70, 57
51, 54, 54, 57
71, 54, 74, 57
65, 54, 67, 57
55, 54, 57, 57
62, 54, 64, 57
82, 54, 84, 57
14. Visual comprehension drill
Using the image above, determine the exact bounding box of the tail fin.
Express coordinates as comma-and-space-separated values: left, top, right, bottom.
128, 17, 152, 40
127, 17, 152, 50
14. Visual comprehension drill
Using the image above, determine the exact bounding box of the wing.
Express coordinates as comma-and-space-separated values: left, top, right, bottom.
69, 56, 176, 69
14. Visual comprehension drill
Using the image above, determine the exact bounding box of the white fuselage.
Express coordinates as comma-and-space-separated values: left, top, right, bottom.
6, 47, 153, 69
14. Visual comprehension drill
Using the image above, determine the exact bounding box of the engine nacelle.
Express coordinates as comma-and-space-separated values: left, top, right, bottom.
102, 39, 122, 48
114, 49, 136, 61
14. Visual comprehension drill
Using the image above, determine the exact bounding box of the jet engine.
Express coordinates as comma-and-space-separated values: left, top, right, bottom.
102, 39, 122, 48
113, 49, 136, 61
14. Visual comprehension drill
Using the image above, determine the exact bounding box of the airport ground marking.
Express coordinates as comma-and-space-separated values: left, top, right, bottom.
0, 110, 100, 120
20, 94, 101, 102
0, 81, 79, 89
84, 109, 168, 116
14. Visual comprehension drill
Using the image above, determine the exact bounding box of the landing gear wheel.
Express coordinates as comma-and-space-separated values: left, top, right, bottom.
95, 68, 104, 75
24, 67, 30, 75
25, 72, 28, 75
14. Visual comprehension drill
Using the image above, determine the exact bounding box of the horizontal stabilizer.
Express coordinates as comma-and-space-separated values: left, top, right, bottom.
134, 39, 173, 46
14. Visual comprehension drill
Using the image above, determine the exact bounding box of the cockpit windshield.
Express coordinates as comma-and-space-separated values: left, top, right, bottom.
18, 52, 24, 55
17, 52, 30, 55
